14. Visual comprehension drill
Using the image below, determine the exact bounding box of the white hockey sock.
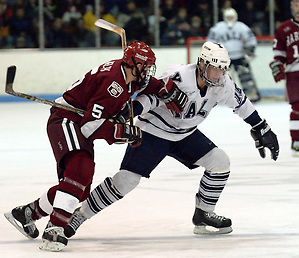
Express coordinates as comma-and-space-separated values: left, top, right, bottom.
82, 177, 123, 218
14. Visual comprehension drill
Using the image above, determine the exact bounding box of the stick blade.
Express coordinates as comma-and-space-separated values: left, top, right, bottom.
95, 19, 116, 31
5, 65, 16, 93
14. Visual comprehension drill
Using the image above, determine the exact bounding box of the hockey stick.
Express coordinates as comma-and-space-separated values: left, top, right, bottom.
94, 19, 134, 126
5, 65, 85, 115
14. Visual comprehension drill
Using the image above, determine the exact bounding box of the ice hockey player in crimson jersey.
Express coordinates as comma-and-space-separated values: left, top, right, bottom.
63, 42, 279, 238
4, 40, 188, 251
208, 8, 261, 102
269, 0, 299, 157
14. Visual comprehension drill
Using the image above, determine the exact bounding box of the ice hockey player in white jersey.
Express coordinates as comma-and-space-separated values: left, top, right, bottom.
64, 42, 279, 238
208, 8, 260, 102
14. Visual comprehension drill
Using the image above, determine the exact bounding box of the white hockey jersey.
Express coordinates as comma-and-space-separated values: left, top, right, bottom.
134, 64, 256, 141
207, 21, 257, 60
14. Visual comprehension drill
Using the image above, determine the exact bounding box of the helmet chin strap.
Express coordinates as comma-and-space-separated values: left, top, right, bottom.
130, 57, 147, 87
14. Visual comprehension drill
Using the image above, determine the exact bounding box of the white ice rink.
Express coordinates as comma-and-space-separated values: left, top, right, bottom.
1, 101, 299, 258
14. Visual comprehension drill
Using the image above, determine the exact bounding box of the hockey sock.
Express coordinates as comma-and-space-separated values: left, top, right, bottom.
198, 170, 230, 211
51, 151, 95, 227
82, 177, 123, 218
290, 102, 299, 141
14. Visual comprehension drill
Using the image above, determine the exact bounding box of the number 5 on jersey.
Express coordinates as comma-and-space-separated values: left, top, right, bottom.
92, 104, 104, 119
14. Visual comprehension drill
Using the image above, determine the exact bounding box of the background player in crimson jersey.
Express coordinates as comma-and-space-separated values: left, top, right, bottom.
4, 40, 188, 252
269, 0, 299, 156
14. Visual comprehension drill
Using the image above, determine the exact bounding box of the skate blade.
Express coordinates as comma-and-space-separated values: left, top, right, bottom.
194, 225, 233, 235
39, 239, 66, 252
4, 212, 34, 240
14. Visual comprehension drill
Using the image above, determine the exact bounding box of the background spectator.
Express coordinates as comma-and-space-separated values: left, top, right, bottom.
0, 0, 295, 49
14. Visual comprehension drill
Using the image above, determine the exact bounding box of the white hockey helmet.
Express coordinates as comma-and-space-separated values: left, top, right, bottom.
198, 41, 231, 87
223, 8, 238, 28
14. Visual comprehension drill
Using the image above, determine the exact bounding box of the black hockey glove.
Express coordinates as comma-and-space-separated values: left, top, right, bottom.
114, 123, 142, 147
157, 78, 188, 115
250, 119, 279, 161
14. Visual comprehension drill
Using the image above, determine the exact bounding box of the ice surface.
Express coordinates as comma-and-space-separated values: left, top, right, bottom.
1, 101, 298, 258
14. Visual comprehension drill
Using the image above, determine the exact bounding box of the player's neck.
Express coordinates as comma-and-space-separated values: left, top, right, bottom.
123, 66, 136, 84
197, 74, 206, 90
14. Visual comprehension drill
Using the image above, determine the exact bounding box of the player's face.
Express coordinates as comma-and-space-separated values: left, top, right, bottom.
136, 63, 156, 81
206, 65, 225, 83
291, 1, 299, 19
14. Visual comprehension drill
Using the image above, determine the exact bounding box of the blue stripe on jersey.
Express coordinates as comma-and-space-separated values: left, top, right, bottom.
138, 111, 197, 134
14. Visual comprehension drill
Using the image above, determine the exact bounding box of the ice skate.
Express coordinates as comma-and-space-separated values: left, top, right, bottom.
4, 202, 39, 239
64, 207, 87, 238
291, 141, 299, 157
192, 194, 232, 235
39, 221, 68, 252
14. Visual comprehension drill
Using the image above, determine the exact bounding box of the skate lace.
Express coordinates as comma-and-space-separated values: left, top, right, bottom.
24, 221, 35, 228
45, 225, 64, 235
207, 212, 225, 221
23, 206, 36, 232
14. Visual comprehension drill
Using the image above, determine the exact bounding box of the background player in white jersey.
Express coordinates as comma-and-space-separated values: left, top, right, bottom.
269, 0, 299, 157
208, 8, 260, 102
63, 42, 279, 237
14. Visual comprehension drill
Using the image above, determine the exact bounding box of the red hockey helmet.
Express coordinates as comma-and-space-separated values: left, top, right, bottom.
123, 40, 156, 67
123, 41, 156, 87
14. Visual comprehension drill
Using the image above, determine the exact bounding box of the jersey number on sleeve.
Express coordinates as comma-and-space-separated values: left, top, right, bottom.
92, 104, 104, 119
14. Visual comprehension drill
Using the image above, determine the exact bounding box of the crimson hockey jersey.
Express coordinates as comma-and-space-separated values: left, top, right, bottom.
273, 19, 299, 76
54, 59, 163, 144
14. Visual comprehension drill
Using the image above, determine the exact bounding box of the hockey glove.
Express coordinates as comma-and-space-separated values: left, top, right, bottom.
244, 46, 255, 57
113, 102, 131, 124
114, 123, 142, 147
157, 78, 188, 114
269, 60, 285, 82
250, 119, 279, 161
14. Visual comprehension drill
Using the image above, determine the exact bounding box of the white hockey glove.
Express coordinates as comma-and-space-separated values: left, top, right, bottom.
269, 60, 285, 82
250, 119, 279, 161
157, 78, 188, 115
114, 123, 142, 147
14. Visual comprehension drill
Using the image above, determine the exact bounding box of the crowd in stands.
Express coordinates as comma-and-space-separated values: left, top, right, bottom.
0, 0, 293, 49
